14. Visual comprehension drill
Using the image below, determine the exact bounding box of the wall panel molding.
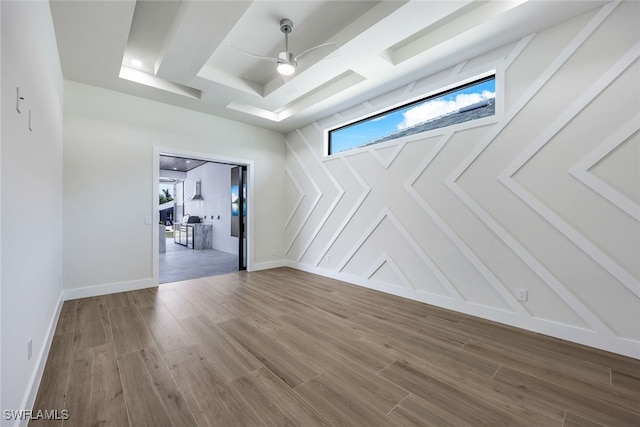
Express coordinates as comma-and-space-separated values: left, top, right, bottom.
284, 2, 639, 358
569, 116, 640, 221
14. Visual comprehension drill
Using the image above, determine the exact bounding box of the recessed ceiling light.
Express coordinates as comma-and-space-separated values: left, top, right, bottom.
131, 59, 143, 68
186, 160, 190, 163
173, 167, 177, 170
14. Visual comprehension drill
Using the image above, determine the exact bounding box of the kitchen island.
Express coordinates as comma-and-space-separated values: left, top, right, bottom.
174, 223, 213, 250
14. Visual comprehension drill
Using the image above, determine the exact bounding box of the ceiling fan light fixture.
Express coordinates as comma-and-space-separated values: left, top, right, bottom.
277, 61, 296, 76
277, 51, 297, 75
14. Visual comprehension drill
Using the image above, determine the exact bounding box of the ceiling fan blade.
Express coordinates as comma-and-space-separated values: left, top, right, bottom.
227, 44, 278, 62
294, 42, 339, 65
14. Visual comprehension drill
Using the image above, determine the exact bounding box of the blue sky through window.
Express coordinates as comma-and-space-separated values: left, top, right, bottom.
329, 77, 495, 154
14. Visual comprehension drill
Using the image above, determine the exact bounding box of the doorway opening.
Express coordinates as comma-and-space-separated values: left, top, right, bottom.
155, 151, 250, 284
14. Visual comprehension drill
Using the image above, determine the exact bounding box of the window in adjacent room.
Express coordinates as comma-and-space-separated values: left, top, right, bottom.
327, 74, 496, 155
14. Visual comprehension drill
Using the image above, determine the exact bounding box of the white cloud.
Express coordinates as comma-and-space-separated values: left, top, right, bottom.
397, 90, 495, 130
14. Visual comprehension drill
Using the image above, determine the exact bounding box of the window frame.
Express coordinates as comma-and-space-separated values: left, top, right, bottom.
325, 70, 497, 157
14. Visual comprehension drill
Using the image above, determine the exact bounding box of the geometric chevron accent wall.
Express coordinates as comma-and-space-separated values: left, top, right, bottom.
285, 2, 640, 358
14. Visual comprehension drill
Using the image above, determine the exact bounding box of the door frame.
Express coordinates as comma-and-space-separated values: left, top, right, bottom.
152, 146, 255, 284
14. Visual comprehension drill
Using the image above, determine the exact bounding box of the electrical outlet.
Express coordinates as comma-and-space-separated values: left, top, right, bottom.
516, 288, 528, 301
28, 338, 32, 360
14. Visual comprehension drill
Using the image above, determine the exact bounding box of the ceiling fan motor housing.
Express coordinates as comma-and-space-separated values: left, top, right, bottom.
280, 18, 293, 34
278, 51, 295, 64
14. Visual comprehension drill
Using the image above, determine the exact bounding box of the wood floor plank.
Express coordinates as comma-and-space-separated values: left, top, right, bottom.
463, 339, 640, 412
220, 294, 285, 332
76, 296, 105, 310
63, 344, 128, 427
463, 338, 611, 385
73, 300, 112, 351
279, 312, 395, 372
163, 346, 265, 427
232, 367, 331, 427
493, 366, 640, 426
454, 316, 638, 378
351, 312, 469, 349
219, 318, 317, 387
108, 306, 154, 355
156, 288, 201, 320
54, 300, 77, 336
118, 347, 197, 427
232, 289, 292, 319
179, 315, 262, 381
294, 374, 398, 427
175, 287, 235, 322
30, 334, 74, 427
295, 306, 368, 340
388, 394, 473, 427
105, 288, 157, 310
563, 411, 605, 427
33, 268, 640, 427
379, 360, 534, 427
540, 335, 640, 378
264, 278, 353, 319
360, 330, 500, 379
360, 308, 469, 345
611, 369, 640, 393
272, 325, 409, 413
138, 303, 194, 354
369, 339, 565, 425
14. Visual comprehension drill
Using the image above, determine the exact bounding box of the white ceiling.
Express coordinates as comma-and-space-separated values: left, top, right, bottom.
49, 0, 607, 133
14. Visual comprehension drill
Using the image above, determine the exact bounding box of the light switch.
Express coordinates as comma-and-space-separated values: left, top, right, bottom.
144, 216, 151, 225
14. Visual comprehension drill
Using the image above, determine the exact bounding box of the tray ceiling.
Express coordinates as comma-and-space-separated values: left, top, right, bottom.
50, 0, 607, 133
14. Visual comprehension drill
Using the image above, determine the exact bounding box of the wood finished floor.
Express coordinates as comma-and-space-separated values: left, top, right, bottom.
31, 268, 640, 426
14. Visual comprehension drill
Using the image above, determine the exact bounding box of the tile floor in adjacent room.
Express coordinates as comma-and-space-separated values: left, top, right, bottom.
159, 237, 238, 283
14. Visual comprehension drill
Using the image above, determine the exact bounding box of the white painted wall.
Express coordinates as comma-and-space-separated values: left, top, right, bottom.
63, 81, 286, 295
1, 1, 64, 424
183, 162, 238, 254
285, 2, 640, 358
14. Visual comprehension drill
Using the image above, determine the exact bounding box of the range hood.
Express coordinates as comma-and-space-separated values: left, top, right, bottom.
190, 180, 204, 201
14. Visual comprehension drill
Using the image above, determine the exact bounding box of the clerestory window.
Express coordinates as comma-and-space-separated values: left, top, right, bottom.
327, 74, 496, 155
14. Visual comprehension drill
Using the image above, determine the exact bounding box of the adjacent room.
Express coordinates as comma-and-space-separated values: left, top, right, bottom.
158, 155, 247, 283
1, 1, 638, 426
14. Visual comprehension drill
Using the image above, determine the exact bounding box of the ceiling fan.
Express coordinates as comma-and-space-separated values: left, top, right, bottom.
229, 18, 338, 76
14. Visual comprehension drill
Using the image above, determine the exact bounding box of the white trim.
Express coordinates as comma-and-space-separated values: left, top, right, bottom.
336, 207, 462, 300
284, 138, 322, 256
284, 166, 305, 229
285, 261, 640, 359
365, 252, 416, 290
446, 3, 618, 336
499, 41, 640, 298
294, 128, 345, 262
19, 295, 64, 427
62, 278, 157, 301
405, 131, 530, 315
312, 156, 371, 267
569, 115, 640, 221
249, 260, 287, 272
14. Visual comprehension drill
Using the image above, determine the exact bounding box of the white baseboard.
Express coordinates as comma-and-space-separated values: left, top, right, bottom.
286, 261, 640, 360
62, 277, 158, 301
250, 260, 287, 272
17, 295, 64, 427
